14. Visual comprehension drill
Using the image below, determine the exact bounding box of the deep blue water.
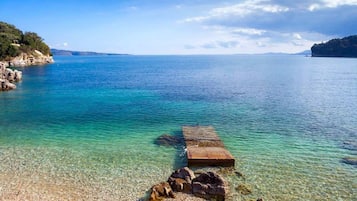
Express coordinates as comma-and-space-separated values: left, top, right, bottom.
0, 55, 356, 200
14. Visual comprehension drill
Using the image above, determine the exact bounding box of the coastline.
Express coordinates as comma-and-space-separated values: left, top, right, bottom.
0, 52, 54, 91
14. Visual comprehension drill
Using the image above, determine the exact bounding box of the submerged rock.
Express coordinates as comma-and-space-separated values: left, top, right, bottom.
341, 141, 357, 151
155, 134, 183, 147
341, 157, 357, 166
236, 184, 252, 195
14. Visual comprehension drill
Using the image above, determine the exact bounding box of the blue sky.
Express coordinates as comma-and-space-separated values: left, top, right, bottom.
1, 0, 356, 54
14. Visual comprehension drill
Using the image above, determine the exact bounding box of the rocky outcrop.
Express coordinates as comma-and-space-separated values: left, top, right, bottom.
1, 62, 22, 91
7, 52, 54, 67
0, 50, 53, 91
147, 167, 228, 201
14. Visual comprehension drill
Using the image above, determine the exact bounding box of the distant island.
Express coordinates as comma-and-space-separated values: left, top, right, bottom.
311, 35, 357, 57
0, 21, 53, 91
51, 49, 129, 56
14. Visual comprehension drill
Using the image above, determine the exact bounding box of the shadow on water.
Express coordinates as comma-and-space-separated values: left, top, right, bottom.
153, 130, 187, 169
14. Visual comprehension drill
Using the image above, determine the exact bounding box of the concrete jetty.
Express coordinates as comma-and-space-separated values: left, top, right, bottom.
182, 126, 235, 167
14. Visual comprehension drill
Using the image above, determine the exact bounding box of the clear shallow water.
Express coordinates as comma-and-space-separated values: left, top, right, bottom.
0, 55, 356, 200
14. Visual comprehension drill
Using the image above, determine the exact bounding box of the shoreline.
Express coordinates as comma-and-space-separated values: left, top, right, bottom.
0, 53, 54, 91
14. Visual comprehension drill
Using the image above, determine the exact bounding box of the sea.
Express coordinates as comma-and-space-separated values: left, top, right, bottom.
0, 55, 356, 201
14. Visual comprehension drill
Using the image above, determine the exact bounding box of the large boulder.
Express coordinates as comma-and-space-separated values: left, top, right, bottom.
149, 182, 175, 201
168, 167, 195, 193
192, 171, 227, 201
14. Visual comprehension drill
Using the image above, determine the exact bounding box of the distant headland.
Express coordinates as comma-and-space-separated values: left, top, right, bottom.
0, 21, 53, 91
311, 35, 357, 58
51, 49, 129, 56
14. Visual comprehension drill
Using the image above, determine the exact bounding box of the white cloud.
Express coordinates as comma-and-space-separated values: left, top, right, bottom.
232, 28, 266, 36
183, 0, 289, 23
63, 42, 68, 47
293, 33, 302, 40
308, 0, 357, 11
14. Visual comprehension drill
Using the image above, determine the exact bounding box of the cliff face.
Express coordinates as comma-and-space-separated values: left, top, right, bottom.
7, 51, 54, 67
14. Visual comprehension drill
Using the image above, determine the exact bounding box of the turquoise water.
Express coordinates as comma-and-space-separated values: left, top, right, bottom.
0, 55, 356, 200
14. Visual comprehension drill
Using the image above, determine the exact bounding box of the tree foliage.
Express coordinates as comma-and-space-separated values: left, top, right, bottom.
311, 35, 357, 57
0, 21, 51, 60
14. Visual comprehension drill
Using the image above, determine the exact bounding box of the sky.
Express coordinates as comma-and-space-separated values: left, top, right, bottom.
0, 0, 356, 55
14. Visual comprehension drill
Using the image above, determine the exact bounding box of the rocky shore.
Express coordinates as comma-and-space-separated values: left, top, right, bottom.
0, 52, 53, 91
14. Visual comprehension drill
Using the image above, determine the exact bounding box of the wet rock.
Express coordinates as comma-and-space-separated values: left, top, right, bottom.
341, 157, 357, 166
341, 141, 357, 151
149, 182, 175, 201
192, 171, 227, 201
236, 184, 252, 195
155, 134, 183, 147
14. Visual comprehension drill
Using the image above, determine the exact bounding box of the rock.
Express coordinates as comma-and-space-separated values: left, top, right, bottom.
341, 141, 357, 151
0, 62, 21, 91
7, 52, 54, 67
149, 182, 175, 201
192, 171, 227, 201
257, 198, 264, 201
5, 68, 15, 82
0, 79, 16, 91
341, 157, 357, 166
169, 167, 195, 182
155, 134, 183, 147
168, 177, 192, 194
168, 167, 195, 193
236, 184, 252, 195
14, 70, 22, 81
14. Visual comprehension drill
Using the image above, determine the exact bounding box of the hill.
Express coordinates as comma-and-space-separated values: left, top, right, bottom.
311, 35, 357, 57
0, 21, 52, 61
51, 49, 128, 56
